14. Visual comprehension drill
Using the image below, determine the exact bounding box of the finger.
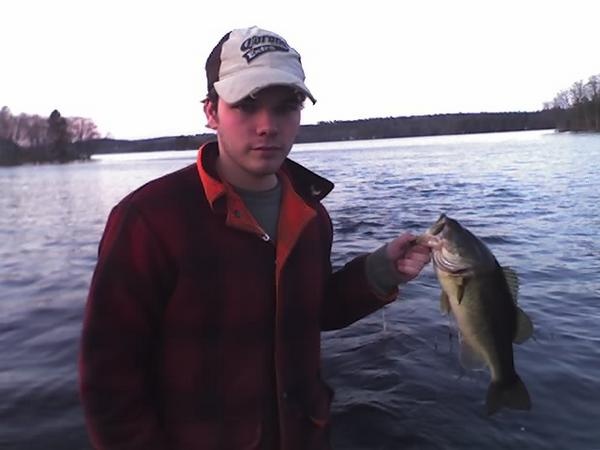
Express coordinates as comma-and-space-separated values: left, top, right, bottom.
405, 244, 432, 260
396, 258, 429, 275
392, 233, 416, 249
386, 233, 416, 259
394, 264, 421, 282
407, 244, 432, 256
414, 234, 443, 250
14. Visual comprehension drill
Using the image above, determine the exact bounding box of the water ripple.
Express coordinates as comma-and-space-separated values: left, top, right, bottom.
2, 131, 600, 449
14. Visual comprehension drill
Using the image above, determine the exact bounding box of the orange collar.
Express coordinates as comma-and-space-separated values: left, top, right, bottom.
195, 141, 333, 271
195, 141, 334, 210
196, 141, 228, 210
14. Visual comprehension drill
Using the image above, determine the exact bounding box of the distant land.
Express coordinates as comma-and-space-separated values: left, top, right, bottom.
1, 110, 559, 166
5, 72, 598, 166
71, 110, 558, 156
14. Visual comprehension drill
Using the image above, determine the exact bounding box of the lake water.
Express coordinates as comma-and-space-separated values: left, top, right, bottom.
1, 130, 599, 449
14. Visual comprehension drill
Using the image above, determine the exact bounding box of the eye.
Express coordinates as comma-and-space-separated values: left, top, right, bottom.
274, 102, 303, 114
233, 100, 258, 113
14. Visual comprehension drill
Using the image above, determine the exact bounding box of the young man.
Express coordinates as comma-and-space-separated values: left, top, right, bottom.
79, 26, 431, 450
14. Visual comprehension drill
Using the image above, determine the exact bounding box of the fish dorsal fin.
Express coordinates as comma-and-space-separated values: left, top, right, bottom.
440, 290, 451, 315
502, 266, 520, 303
513, 307, 534, 344
458, 333, 486, 370
501, 266, 534, 343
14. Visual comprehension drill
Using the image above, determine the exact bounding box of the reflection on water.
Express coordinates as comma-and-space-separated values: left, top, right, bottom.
1, 130, 599, 449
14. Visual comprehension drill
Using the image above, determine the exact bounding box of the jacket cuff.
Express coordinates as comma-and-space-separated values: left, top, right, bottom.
365, 244, 404, 298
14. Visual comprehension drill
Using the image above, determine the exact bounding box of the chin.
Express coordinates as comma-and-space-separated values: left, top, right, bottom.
252, 157, 286, 173
252, 165, 281, 177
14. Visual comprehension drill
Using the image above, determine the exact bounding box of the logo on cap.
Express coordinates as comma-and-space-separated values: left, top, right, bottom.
240, 34, 290, 63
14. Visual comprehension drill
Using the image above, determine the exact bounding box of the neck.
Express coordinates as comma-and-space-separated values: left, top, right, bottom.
215, 158, 278, 191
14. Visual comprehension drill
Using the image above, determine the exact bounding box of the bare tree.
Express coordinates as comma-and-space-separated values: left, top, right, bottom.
550, 90, 572, 110
28, 115, 48, 147
550, 74, 600, 131
585, 75, 600, 131
569, 81, 590, 130
12, 114, 29, 147
47, 110, 71, 161
0, 107, 103, 147
68, 117, 101, 141
0, 106, 14, 140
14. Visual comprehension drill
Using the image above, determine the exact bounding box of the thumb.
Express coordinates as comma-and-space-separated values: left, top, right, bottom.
386, 233, 417, 260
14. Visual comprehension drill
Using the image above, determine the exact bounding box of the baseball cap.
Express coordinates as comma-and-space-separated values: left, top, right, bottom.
205, 26, 316, 105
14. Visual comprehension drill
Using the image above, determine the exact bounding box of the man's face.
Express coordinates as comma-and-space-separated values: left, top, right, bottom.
204, 85, 303, 191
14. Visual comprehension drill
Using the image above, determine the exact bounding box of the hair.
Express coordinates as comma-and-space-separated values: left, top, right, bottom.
205, 88, 219, 105
290, 90, 307, 108
203, 88, 219, 113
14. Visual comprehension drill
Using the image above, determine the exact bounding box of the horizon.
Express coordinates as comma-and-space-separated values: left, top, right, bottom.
0, 108, 553, 142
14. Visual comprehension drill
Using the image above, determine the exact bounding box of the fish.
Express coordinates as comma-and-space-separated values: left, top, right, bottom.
423, 213, 534, 415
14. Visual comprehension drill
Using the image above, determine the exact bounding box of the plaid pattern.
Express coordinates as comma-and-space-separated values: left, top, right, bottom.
79, 142, 396, 449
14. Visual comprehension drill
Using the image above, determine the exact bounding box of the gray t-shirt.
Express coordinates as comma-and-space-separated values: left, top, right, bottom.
237, 181, 399, 295
235, 182, 282, 243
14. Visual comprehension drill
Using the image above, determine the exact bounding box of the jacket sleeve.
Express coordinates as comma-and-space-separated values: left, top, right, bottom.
317, 207, 398, 331
79, 201, 173, 449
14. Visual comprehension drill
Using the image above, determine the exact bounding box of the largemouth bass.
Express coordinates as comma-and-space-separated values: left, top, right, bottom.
424, 214, 533, 415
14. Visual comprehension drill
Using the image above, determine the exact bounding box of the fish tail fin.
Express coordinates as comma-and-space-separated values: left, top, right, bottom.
486, 376, 531, 416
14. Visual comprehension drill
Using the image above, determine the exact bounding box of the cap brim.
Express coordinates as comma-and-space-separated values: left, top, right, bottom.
214, 67, 316, 104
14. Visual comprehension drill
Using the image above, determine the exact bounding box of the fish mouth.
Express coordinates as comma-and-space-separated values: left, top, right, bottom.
426, 214, 471, 274
427, 213, 448, 236
413, 214, 447, 249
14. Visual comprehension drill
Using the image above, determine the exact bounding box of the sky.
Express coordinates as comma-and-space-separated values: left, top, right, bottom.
1, 0, 598, 140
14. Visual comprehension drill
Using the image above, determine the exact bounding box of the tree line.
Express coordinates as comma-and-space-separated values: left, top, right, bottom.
78, 110, 556, 157
2, 103, 560, 150
544, 74, 600, 132
295, 111, 555, 143
0, 106, 565, 166
0, 106, 100, 165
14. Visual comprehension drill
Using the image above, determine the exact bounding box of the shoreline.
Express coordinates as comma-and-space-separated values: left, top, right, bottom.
0, 109, 567, 166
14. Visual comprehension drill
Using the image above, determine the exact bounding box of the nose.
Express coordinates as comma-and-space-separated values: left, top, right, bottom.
254, 108, 279, 136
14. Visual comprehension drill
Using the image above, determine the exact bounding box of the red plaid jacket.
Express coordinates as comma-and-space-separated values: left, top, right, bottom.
79, 142, 397, 449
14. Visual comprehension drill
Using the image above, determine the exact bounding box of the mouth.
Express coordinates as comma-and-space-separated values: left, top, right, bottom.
412, 214, 448, 250
427, 213, 448, 236
252, 145, 281, 152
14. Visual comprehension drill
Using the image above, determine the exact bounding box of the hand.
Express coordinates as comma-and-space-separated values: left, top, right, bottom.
386, 233, 432, 283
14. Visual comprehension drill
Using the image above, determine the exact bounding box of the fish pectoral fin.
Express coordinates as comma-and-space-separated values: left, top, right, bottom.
440, 291, 451, 315
456, 277, 468, 304
458, 334, 486, 370
513, 307, 534, 344
502, 266, 520, 303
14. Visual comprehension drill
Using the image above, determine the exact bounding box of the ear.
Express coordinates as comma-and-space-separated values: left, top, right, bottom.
204, 100, 218, 130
